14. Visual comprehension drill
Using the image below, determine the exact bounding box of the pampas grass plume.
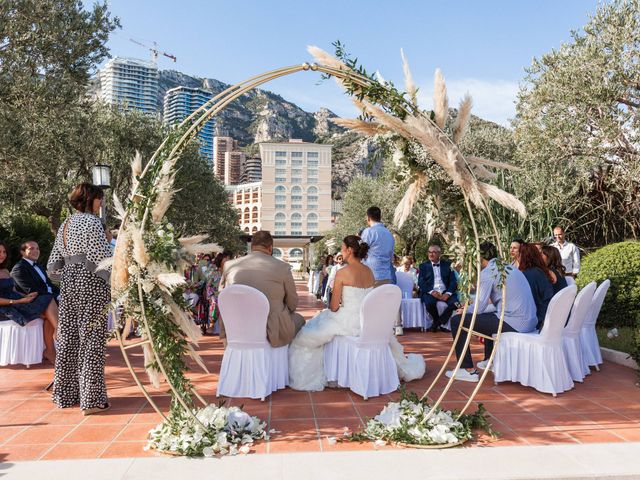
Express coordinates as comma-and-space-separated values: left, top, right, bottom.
130, 226, 150, 268
433, 69, 449, 129
453, 94, 472, 144
400, 48, 418, 106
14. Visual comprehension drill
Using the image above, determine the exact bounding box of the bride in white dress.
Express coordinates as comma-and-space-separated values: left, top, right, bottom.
289, 235, 426, 391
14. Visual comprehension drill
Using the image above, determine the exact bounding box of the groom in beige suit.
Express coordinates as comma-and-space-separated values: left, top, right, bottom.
220, 231, 305, 348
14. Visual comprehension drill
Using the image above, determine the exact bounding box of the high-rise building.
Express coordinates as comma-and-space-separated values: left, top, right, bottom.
214, 136, 245, 185
163, 86, 214, 162
240, 156, 262, 183
98, 57, 158, 114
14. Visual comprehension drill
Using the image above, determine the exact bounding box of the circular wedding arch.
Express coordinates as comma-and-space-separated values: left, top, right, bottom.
114, 61, 508, 436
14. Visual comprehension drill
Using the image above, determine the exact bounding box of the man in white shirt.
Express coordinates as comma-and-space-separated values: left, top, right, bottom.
552, 226, 580, 278
445, 242, 538, 383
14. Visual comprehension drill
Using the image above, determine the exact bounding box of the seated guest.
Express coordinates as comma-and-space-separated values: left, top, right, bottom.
446, 242, 537, 382
509, 238, 524, 268
541, 245, 569, 295
397, 255, 418, 285
220, 231, 305, 348
418, 245, 458, 332
0, 241, 59, 363
11, 241, 60, 299
518, 243, 554, 330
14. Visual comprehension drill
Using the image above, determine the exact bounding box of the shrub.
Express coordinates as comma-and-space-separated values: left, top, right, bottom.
577, 241, 640, 370
0, 215, 54, 269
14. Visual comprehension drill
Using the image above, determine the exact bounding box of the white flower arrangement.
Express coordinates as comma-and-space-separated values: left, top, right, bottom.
146, 404, 268, 457
347, 389, 494, 447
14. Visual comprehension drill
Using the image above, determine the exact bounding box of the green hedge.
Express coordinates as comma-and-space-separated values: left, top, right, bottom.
577, 241, 640, 329
0, 215, 54, 269
577, 241, 640, 371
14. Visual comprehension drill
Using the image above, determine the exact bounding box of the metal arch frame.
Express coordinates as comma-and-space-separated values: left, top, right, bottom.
114, 61, 508, 429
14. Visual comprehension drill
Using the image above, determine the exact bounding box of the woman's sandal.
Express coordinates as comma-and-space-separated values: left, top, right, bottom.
82, 403, 111, 416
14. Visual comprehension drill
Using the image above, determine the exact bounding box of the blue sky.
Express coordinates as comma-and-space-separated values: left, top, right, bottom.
101, 0, 600, 125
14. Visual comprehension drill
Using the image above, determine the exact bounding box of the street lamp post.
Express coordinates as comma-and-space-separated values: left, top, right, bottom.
91, 164, 111, 222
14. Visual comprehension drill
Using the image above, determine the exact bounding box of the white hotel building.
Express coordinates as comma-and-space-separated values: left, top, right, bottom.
226, 139, 332, 264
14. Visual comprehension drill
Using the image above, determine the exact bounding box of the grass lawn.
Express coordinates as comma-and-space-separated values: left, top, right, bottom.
597, 326, 637, 357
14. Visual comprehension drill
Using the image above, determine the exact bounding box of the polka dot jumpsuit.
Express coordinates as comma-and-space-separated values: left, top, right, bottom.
47, 213, 112, 410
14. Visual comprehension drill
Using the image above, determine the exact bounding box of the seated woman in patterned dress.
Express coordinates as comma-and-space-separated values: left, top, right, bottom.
0, 241, 59, 363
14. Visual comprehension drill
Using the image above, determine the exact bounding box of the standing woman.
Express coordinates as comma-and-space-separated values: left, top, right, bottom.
47, 183, 113, 415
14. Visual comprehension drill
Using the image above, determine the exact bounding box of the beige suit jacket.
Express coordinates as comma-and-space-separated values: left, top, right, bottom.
220, 251, 305, 348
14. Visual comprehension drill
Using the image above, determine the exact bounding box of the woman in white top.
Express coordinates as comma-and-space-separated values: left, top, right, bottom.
396, 255, 418, 285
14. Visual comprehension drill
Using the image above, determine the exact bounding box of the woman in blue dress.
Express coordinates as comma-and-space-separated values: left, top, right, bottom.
0, 241, 59, 362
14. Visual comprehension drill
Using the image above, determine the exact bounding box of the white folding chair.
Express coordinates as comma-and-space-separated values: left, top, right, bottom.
323, 285, 401, 400
563, 282, 597, 382
216, 285, 288, 400
396, 271, 427, 330
0, 319, 45, 367
580, 279, 610, 371
493, 285, 577, 396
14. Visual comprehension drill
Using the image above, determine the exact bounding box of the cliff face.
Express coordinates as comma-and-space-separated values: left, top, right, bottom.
158, 70, 384, 195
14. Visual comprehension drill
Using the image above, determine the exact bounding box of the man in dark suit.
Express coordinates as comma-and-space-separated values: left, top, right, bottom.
11, 241, 60, 299
418, 244, 458, 332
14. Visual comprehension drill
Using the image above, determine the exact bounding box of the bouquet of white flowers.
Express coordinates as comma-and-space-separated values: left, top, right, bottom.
147, 403, 268, 457
347, 388, 495, 448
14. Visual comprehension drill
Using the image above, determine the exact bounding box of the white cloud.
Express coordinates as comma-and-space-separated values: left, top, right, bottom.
417, 78, 520, 127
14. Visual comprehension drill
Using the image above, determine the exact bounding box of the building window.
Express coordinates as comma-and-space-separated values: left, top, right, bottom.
291, 151, 303, 158
275, 177, 286, 183
252, 226, 258, 234
275, 212, 286, 230
275, 185, 286, 194
291, 204, 302, 209
275, 151, 286, 157
307, 152, 319, 158
272, 248, 283, 258
307, 159, 319, 167
289, 248, 303, 259
291, 178, 302, 184
292, 159, 303, 166
275, 159, 287, 165
251, 206, 258, 222
244, 227, 250, 233
307, 204, 317, 210
291, 212, 302, 235
243, 207, 250, 223
291, 168, 303, 176
275, 168, 286, 175
307, 186, 318, 206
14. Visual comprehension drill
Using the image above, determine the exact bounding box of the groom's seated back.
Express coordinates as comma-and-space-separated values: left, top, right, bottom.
220, 231, 305, 348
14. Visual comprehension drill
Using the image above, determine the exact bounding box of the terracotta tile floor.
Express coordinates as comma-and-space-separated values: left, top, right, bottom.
1, 281, 639, 462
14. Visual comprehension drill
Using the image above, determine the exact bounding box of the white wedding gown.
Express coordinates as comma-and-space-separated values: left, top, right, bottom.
289, 286, 426, 391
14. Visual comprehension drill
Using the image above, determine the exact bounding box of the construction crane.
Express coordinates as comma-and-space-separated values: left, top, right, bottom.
129, 39, 177, 65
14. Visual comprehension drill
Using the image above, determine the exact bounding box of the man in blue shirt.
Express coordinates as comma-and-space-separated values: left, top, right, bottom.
360, 206, 395, 286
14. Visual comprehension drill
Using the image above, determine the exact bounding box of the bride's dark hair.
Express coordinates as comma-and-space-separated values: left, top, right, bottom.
343, 235, 369, 260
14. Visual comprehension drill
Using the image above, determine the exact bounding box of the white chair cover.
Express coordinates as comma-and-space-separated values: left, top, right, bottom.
581, 279, 610, 370
563, 282, 597, 382
0, 319, 45, 367
396, 271, 426, 329
493, 285, 577, 396
216, 285, 288, 400
424, 301, 448, 330
324, 285, 401, 399
565, 276, 576, 286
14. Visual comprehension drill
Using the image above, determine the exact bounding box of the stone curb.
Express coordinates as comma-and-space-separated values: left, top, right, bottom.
601, 347, 639, 370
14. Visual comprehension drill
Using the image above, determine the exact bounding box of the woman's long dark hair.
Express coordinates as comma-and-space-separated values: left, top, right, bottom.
519, 243, 554, 282
0, 241, 9, 269
343, 235, 369, 260
541, 245, 566, 277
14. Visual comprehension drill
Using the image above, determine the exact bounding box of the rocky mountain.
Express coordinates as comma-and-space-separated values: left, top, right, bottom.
158, 70, 384, 196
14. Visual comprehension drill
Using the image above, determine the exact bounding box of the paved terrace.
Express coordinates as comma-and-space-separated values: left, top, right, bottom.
1, 282, 639, 463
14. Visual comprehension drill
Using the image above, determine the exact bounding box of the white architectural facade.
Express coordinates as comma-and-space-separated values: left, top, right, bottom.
98, 57, 158, 114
